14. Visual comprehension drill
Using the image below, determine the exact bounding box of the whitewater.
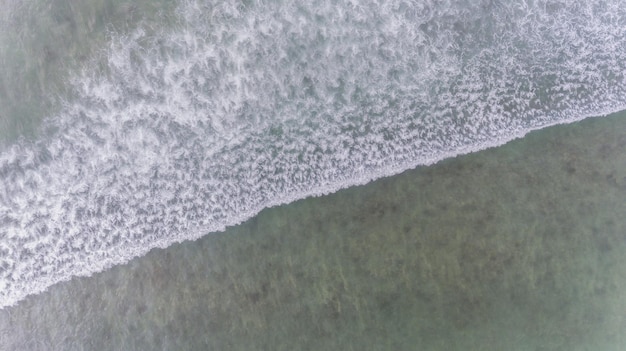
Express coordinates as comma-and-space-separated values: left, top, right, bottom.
1, 0, 625, 309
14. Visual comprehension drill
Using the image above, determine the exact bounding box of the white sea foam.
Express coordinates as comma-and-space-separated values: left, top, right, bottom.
1, 0, 626, 309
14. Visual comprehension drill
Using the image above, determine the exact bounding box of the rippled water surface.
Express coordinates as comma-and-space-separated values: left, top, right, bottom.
0, 1, 625, 348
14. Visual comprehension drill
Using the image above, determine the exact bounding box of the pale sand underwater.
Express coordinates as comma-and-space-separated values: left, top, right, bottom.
1, 111, 625, 350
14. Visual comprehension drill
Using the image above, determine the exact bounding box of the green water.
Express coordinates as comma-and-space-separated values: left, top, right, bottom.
1, 1, 625, 349
1, 111, 625, 350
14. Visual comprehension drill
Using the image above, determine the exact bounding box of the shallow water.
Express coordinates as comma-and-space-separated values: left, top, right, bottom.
1, 0, 626, 311
1, 0, 626, 349
1, 111, 625, 350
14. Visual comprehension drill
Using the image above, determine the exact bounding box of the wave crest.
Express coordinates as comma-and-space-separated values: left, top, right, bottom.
1, 0, 626, 308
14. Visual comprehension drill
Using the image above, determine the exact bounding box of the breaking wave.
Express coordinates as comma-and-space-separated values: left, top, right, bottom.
1, 0, 625, 308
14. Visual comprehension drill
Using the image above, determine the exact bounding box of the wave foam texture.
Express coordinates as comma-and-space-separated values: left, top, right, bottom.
1, 0, 626, 308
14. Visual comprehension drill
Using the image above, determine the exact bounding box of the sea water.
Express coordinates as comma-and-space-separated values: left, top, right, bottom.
1, 0, 625, 310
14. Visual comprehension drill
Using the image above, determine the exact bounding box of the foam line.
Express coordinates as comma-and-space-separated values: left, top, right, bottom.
1, 0, 625, 309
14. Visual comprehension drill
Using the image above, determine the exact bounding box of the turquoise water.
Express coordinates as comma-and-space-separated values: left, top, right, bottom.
1, 0, 626, 349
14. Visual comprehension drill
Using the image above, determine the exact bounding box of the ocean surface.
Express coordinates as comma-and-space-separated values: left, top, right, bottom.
1, 109, 626, 350
0, 0, 625, 347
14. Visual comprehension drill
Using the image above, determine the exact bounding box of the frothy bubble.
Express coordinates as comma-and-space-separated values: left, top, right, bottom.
1, 0, 625, 308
